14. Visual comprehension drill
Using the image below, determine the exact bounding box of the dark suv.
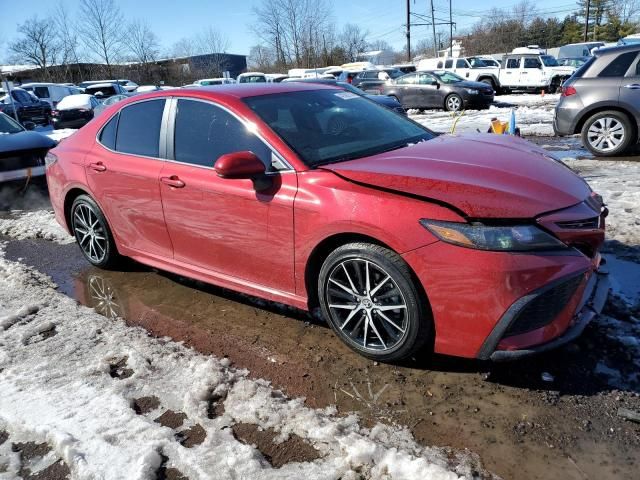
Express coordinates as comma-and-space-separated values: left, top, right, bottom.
350, 69, 405, 92
554, 44, 640, 156
0, 88, 52, 126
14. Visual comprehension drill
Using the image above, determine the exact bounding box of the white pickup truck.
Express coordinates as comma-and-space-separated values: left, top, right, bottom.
498, 52, 576, 93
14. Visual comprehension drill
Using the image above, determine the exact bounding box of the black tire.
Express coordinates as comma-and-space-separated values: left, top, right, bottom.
444, 93, 463, 112
581, 110, 634, 157
479, 78, 496, 91
71, 194, 120, 269
318, 242, 433, 362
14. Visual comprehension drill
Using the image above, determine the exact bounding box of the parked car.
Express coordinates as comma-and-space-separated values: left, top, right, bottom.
384, 70, 494, 111
418, 56, 501, 91
499, 49, 575, 93
287, 77, 406, 115
558, 57, 589, 68
135, 85, 162, 93
0, 87, 52, 126
94, 93, 135, 116
555, 44, 640, 156
52, 94, 100, 129
0, 111, 56, 183
351, 69, 405, 92
336, 70, 361, 84
84, 83, 128, 99
79, 79, 139, 92
391, 64, 417, 74
46, 83, 608, 362
194, 78, 236, 86
557, 42, 605, 59
20, 83, 80, 108
237, 72, 267, 83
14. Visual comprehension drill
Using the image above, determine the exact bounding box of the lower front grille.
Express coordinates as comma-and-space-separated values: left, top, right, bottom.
504, 274, 583, 337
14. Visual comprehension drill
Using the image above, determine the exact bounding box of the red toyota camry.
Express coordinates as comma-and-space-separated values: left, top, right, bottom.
45, 83, 609, 362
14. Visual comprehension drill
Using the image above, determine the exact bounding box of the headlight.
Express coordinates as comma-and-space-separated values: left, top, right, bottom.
45, 152, 58, 168
465, 88, 479, 95
420, 220, 568, 251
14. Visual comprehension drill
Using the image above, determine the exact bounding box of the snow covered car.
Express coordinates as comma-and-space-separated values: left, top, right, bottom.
0, 112, 56, 183
52, 94, 100, 129
0, 88, 52, 126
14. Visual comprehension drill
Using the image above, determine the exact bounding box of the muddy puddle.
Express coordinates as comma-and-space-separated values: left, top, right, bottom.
4, 237, 639, 480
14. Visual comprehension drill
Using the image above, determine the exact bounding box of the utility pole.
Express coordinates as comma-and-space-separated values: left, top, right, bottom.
430, 0, 438, 56
583, 0, 591, 42
449, 0, 453, 57
406, 0, 411, 62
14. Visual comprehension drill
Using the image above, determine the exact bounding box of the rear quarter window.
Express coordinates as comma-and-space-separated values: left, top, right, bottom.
99, 114, 119, 150
598, 51, 638, 77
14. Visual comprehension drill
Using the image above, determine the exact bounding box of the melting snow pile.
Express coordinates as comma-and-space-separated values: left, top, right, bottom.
0, 210, 75, 244
0, 244, 489, 479
409, 94, 558, 136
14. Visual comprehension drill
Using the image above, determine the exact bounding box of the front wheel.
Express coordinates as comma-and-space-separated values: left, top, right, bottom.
318, 243, 432, 362
71, 195, 120, 268
444, 93, 463, 112
581, 111, 634, 156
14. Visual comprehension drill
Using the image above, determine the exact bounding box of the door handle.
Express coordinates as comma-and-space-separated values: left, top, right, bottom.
89, 162, 106, 172
624, 84, 640, 89
161, 175, 185, 188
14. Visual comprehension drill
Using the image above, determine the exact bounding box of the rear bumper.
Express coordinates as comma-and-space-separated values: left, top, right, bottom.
0, 166, 46, 183
487, 267, 609, 361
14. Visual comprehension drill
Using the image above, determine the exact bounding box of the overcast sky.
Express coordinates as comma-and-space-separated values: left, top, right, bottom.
1, 0, 577, 62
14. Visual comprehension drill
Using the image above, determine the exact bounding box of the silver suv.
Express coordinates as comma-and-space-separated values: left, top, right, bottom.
554, 44, 640, 156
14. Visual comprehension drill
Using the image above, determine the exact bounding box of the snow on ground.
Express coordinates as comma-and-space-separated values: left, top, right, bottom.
409, 93, 558, 136
562, 158, 640, 248
0, 244, 487, 480
0, 210, 74, 244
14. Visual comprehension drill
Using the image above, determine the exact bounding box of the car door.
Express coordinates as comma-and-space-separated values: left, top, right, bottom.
612, 51, 640, 119
393, 73, 418, 107
454, 58, 471, 79
521, 56, 543, 87
85, 99, 174, 258
158, 97, 297, 293
415, 73, 440, 108
503, 57, 521, 87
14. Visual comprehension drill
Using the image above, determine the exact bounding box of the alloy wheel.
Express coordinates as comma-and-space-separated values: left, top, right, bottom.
325, 258, 408, 352
446, 95, 461, 111
587, 117, 625, 153
73, 203, 108, 264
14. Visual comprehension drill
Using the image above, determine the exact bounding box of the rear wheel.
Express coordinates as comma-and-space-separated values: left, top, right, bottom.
581, 110, 634, 156
480, 78, 496, 91
71, 195, 120, 268
444, 93, 463, 112
318, 243, 432, 362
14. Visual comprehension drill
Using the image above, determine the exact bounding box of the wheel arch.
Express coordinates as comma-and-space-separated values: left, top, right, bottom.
574, 105, 638, 136
64, 187, 92, 233
304, 232, 431, 316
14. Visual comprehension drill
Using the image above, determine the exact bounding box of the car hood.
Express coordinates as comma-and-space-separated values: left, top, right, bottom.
322, 133, 591, 219
366, 94, 400, 107
452, 80, 494, 91
0, 130, 56, 154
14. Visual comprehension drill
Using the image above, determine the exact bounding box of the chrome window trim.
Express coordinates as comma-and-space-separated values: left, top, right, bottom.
168, 96, 294, 172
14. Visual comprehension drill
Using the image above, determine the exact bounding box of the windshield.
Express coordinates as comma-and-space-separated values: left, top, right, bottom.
0, 113, 24, 134
336, 82, 365, 95
432, 71, 464, 83
468, 58, 488, 68
541, 55, 559, 67
243, 89, 433, 167
386, 69, 405, 79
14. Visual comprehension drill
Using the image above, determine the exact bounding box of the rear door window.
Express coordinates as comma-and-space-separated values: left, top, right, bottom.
115, 100, 165, 157
506, 58, 520, 69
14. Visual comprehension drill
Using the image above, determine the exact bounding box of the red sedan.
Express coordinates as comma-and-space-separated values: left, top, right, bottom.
45, 83, 609, 362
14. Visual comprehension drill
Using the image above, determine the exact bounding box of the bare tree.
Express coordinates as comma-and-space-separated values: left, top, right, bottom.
53, 2, 82, 82
126, 20, 160, 64
340, 24, 368, 62
612, 0, 640, 23
195, 26, 230, 55
9, 16, 60, 80
248, 44, 276, 71
172, 37, 197, 58
78, 0, 124, 77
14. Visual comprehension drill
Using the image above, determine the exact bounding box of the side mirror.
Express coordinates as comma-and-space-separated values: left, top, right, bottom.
214, 151, 273, 191
23, 121, 36, 131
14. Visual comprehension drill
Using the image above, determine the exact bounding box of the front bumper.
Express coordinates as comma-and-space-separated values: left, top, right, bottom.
0, 166, 46, 183
486, 266, 609, 361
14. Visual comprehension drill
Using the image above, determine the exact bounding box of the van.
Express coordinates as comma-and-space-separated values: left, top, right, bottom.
20, 83, 79, 108
237, 72, 267, 83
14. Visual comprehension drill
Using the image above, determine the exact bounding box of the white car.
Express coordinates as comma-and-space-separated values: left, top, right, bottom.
237, 72, 267, 83
417, 56, 500, 91
499, 51, 575, 93
20, 83, 80, 108
194, 78, 235, 86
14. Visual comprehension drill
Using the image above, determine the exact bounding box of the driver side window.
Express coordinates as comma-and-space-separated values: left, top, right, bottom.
173, 99, 274, 169
397, 74, 417, 85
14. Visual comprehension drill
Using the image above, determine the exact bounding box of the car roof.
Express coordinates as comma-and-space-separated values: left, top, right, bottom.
86, 83, 118, 89
168, 82, 339, 99
594, 43, 640, 56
